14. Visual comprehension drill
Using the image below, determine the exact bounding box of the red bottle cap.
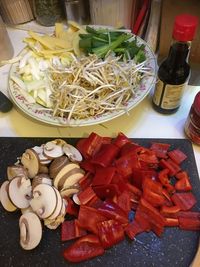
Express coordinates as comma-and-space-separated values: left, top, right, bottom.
173, 14, 198, 42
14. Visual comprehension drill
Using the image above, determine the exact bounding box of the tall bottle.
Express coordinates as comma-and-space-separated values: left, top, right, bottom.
152, 14, 198, 114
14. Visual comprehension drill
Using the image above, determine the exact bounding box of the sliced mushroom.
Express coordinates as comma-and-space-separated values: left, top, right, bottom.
32, 145, 51, 164
58, 168, 84, 190
63, 143, 83, 162
38, 164, 49, 174
30, 183, 57, 219
49, 156, 69, 179
73, 193, 81, 205
60, 184, 80, 198
43, 141, 64, 159
47, 187, 63, 220
21, 206, 33, 214
19, 212, 42, 250
32, 174, 52, 189
21, 149, 40, 178
8, 176, 32, 209
7, 165, 28, 181
53, 162, 80, 189
0, 181, 17, 212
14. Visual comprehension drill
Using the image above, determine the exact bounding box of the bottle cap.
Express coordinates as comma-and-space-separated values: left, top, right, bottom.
173, 14, 198, 42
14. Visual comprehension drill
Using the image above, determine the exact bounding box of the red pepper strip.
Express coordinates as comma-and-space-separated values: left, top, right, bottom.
150, 142, 171, 159
175, 173, 192, 192
171, 192, 197, 211
113, 132, 131, 148
86, 195, 103, 208
93, 184, 120, 199
61, 220, 87, 242
168, 149, 187, 164
135, 207, 151, 232
158, 169, 175, 194
92, 166, 116, 186
77, 186, 97, 205
91, 144, 119, 167
80, 160, 95, 174
138, 198, 165, 237
178, 211, 200, 218
125, 183, 142, 199
175, 171, 189, 180
115, 153, 141, 179
116, 190, 132, 213
63, 234, 104, 263
138, 148, 159, 164
98, 200, 129, 224
166, 158, 181, 174
97, 219, 124, 249
76, 132, 104, 159
125, 219, 145, 240
120, 142, 141, 156
178, 216, 200, 231
65, 198, 79, 217
159, 159, 180, 176
131, 169, 158, 190
164, 218, 179, 227
78, 205, 107, 235
160, 205, 181, 218
142, 177, 163, 195
78, 172, 93, 190
143, 190, 166, 207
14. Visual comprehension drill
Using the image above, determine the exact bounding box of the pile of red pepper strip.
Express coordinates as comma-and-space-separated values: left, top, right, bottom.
62, 132, 200, 263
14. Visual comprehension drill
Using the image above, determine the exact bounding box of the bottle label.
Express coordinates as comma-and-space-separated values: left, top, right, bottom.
153, 79, 186, 109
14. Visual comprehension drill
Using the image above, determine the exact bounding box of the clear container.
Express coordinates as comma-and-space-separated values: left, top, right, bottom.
64, 0, 90, 25
33, 0, 65, 26
0, 0, 34, 25
89, 0, 134, 29
185, 92, 200, 145
0, 16, 14, 62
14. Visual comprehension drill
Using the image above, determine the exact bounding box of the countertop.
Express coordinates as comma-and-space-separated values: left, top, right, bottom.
1, 26, 200, 176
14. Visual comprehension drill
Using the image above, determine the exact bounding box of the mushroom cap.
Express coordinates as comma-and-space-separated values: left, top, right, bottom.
49, 156, 69, 179
43, 141, 64, 159
47, 187, 63, 220
21, 149, 40, 179
8, 176, 32, 209
63, 143, 83, 162
0, 181, 17, 212
19, 212, 42, 250
30, 184, 57, 219
7, 165, 28, 181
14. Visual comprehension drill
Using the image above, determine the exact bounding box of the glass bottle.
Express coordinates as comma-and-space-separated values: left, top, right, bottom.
33, 0, 65, 26
185, 92, 200, 145
152, 14, 198, 114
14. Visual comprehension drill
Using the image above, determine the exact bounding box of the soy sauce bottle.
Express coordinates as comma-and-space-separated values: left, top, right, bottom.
152, 14, 198, 114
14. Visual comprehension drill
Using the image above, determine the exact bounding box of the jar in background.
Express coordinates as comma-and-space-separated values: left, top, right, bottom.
0, 0, 34, 25
64, 0, 90, 25
89, 0, 134, 29
0, 16, 14, 62
185, 92, 200, 145
33, 0, 65, 26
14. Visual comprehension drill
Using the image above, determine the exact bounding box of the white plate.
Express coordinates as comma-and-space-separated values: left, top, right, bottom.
8, 32, 157, 127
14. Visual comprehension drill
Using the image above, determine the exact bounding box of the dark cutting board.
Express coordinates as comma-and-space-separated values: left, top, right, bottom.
0, 137, 200, 267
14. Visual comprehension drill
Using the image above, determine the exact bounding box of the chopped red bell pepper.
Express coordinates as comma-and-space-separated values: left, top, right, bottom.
76, 132, 104, 159
78, 172, 93, 190
125, 183, 142, 199
143, 190, 166, 207
158, 169, 175, 193
171, 192, 197, 211
93, 184, 120, 199
91, 144, 119, 167
168, 149, 187, 164
86, 194, 103, 208
63, 234, 104, 263
138, 148, 159, 164
61, 219, 87, 241
131, 169, 158, 189
113, 132, 131, 148
120, 142, 141, 156
160, 205, 181, 218
116, 190, 132, 213
80, 160, 95, 174
178, 212, 200, 231
78, 205, 107, 234
142, 177, 163, 195
98, 200, 129, 224
164, 218, 179, 227
150, 142, 171, 159
65, 198, 79, 217
97, 219, 124, 249
115, 153, 140, 178
134, 208, 151, 232
92, 166, 116, 186
125, 219, 145, 240
175, 172, 192, 191
159, 159, 180, 176
77, 186, 97, 205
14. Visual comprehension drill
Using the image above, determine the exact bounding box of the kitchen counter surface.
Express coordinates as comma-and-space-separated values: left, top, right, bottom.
1, 26, 200, 176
